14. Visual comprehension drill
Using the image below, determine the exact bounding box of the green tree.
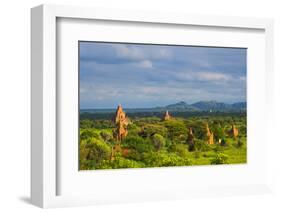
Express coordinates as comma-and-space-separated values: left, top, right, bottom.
122, 136, 154, 153
163, 120, 187, 141
80, 129, 100, 140
100, 130, 112, 142
139, 124, 168, 138
81, 138, 111, 167
80, 119, 94, 128
210, 153, 229, 165
170, 144, 189, 158
143, 151, 192, 167
152, 134, 166, 151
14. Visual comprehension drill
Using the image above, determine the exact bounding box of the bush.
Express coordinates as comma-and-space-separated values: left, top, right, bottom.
212, 123, 225, 142
80, 119, 94, 129
80, 129, 100, 140
185, 120, 206, 140
82, 138, 111, 164
96, 154, 144, 169
170, 144, 189, 158
210, 153, 229, 165
152, 134, 166, 151
143, 151, 192, 167
194, 139, 211, 152
127, 123, 141, 136
237, 138, 244, 148
100, 130, 112, 142
139, 124, 168, 138
163, 120, 187, 140
122, 136, 154, 153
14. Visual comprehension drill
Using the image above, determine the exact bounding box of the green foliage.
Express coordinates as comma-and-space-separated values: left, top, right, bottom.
122, 136, 154, 153
79, 138, 111, 169
127, 123, 141, 137
97, 154, 144, 169
170, 144, 189, 158
139, 124, 168, 138
163, 120, 187, 141
186, 120, 206, 140
212, 123, 225, 141
151, 134, 166, 151
210, 153, 229, 165
143, 151, 192, 167
80, 119, 114, 129
237, 138, 244, 148
80, 129, 100, 140
194, 139, 211, 152
79, 113, 247, 170
80, 119, 94, 129
100, 130, 112, 142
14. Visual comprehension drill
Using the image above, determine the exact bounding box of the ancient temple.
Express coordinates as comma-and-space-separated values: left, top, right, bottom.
228, 124, 239, 138
187, 127, 195, 150
187, 127, 194, 144
112, 104, 130, 141
206, 123, 214, 145
162, 110, 172, 121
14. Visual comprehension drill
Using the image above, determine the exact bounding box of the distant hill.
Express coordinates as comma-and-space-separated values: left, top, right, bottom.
165, 101, 199, 111
164, 100, 246, 112
81, 101, 247, 113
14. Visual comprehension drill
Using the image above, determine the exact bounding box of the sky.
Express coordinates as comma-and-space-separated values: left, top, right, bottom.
79, 42, 246, 109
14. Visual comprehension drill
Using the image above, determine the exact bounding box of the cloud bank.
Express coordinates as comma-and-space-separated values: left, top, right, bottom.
79, 42, 246, 109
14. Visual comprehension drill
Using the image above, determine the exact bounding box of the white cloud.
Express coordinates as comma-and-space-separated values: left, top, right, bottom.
195, 71, 231, 81
239, 76, 246, 81
114, 45, 145, 60
112, 44, 172, 62
173, 70, 231, 82
137, 60, 153, 68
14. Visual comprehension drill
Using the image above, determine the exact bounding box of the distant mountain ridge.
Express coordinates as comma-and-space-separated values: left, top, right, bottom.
165, 100, 246, 112
81, 100, 246, 113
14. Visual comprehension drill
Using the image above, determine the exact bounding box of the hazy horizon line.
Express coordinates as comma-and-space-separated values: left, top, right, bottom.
80, 100, 247, 110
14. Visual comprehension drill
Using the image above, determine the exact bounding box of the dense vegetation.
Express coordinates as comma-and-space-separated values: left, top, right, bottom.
79, 112, 247, 170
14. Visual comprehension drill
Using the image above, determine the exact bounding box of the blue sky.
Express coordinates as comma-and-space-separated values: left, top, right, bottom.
79, 42, 246, 109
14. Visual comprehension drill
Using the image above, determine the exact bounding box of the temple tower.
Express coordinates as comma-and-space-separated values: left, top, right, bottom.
228, 124, 239, 138
163, 110, 172, 121
206, 123, 214, 145
112, 104, 129, 142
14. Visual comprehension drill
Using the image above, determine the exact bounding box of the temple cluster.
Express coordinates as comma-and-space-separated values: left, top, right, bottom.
110, 104, 239, 159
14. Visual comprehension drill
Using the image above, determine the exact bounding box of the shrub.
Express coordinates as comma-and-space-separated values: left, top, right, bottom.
143, 151, 192, 167
210, 153, 229, 165
139, 124, 168, 138
194, 139, 211, 152
96, 155, 144, 169
170, 144, 189, 158
80, 119, 94, 129
152, 134, 166, 151
110, 156, 144, 169
237, 138, 244, 148
80, 129, 100, 140
100, 130, 112, 142
84, 138, 111, 164
163, 120, 187, 140
127, 123, 141, 136
122, 136, 154, 153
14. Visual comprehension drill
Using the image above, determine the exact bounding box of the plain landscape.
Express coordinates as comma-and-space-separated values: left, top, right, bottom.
79, 42, 247, 170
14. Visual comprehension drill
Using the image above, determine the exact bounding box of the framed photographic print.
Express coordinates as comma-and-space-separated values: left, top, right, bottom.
31, 4, 274, 208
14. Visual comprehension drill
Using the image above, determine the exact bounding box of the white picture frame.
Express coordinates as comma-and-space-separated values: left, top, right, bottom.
31, 4, 274, 208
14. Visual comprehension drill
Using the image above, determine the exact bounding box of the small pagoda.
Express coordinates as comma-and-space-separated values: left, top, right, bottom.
111, 104, 130, 160
228, 124, 239, 138
112, 104, 130, 141
162, 110, 172, 121
187, 127, 195, 149
206, 123, 214, 145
